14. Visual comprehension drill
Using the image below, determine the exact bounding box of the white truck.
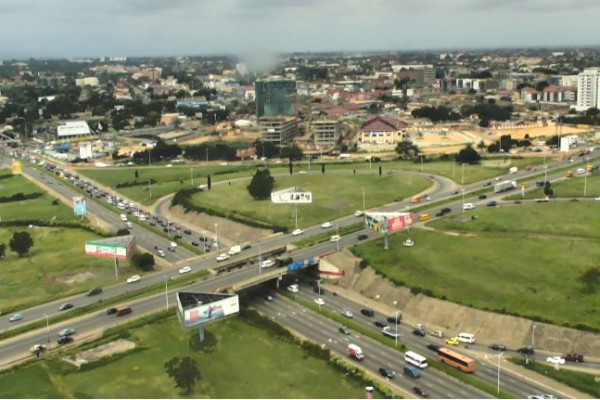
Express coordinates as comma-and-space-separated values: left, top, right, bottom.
348, 344, 364, 360
509, 166, 518, 174
494, 180, 517, 193
228, 245, 241, 256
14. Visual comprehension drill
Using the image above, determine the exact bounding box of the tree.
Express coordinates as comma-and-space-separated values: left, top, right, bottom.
535, 81, 549, 92
379, 165, 382, 176
9, 231, 34, 257
164, 357, 201, 395
321, 164, 325, 174
135, 169, 139, 179
580, 267, 600, 294
288, 161, 293, 175
455, 144, 481, 164
543, 181, 554, 197
131, 252, 155, 271
499, 135, 512, 152
247, 168, 275, 200
0, 243, 6, 259
207, 174, 211, 190
116, 228, 130, 236
395, 140, 420, 160
280, 144, 303, 161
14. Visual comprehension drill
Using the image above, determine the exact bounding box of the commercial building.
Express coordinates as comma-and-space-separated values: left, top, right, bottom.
312, 118, 341, 147
255, 76, 297, 118
75, 77, 100, 87
359, 116, 408, 144
57, 121, 93, 138
258, 116, 298, 145
576, 68, 600, 111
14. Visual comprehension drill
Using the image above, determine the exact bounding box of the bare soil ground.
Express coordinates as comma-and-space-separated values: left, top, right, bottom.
64, 339, 136, 368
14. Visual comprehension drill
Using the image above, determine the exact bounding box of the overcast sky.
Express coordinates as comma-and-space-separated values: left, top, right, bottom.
1, 0, 600, 58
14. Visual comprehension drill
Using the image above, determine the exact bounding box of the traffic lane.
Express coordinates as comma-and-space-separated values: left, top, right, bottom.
254, 295, 489, 399
292, 282, 561, 398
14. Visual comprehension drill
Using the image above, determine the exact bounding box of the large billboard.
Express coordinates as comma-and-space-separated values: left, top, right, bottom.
271, 187, 313, 204
85, 235, 135, 259
79, 141, 93, 159
73, 196, 88, 216
11, 160, 22, 174
177, 292, 240, 328
366, 212, 414, 234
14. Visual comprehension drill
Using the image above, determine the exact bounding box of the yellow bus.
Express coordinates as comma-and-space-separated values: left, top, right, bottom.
437, 347, 476, 373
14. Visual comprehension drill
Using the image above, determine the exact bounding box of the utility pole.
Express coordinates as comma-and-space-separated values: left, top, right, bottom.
190, 168, 194, 187
148, 148, 151, 167
164, 276, 169, 310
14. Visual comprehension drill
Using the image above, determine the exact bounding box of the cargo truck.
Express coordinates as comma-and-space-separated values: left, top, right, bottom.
348, 344, 364, 360
494, 180, 517, 193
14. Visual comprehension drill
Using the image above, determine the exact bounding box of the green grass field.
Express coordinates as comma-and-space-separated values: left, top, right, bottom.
190, 171, 431, 229
352, 203, 600, 330
0, 170, 43, 196
507, 173, 600, 200
0, 316, 379, 399
0, 227, 130, 313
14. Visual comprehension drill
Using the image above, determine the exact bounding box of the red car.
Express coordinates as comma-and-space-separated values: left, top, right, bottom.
413, 387, 429, 398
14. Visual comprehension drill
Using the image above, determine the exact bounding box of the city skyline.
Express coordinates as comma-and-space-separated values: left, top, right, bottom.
2, 0, 600, 58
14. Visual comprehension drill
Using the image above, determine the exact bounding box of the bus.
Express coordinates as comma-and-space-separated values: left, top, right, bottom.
437, 347, 476, 373
116, 306, 132, 316
405, 351, 428, 369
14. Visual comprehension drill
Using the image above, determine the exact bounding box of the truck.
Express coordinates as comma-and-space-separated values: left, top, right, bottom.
228, 242, 251, 256
494, 180, 517, 193
348, 344, 364, 360
509, 166, 518, 174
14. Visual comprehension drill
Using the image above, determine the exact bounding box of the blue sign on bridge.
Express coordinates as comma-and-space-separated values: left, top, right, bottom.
287, 257, 319, 272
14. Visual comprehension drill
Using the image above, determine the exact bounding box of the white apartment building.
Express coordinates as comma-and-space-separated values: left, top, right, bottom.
576, 68, 600, 111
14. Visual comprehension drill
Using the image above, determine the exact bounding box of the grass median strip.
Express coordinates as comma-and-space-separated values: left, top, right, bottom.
0, 270, 210, 342
286, 293, 515, 399
294, 222, 365, 248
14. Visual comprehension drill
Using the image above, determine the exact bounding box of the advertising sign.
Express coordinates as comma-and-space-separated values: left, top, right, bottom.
387, 213, 414, 233
11, 160, 22, 174
287, 256, 319, 272
560, 137, 570, 153
73, 196, 88, 216
271, 187, 313, 204
177, 292, 240, 328
365, 212, 414, 234
84, 235, 134, 259
79, 141, 93, 159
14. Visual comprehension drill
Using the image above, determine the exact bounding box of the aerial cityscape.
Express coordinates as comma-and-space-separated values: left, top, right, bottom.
3, 1, 600, 399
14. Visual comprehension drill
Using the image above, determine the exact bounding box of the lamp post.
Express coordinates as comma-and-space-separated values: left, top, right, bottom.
258, 243, 262, 275
148, 179, 152, 199
584, 157, 589, 197
395, 310, 401, 348
190, 168, 194, 187
420, 154, 424, 172
148, 148, 151, 167
164, 275, 169, 310
497, 352, 504, 394
461, 163, 466, 185
44, 314, 50, 345
531, 324, 538, 348
362, 186, 366, 212
167, 217, 171, 237
336, 224, 340, 252
214, 223, 219, 251
461, 189, 465, 213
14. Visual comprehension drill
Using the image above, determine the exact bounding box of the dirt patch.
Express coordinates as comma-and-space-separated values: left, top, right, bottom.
64, 339, 136, 368
57, 272, 95, 285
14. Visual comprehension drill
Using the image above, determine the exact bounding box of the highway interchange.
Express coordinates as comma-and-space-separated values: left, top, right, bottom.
2, 150, 600, 397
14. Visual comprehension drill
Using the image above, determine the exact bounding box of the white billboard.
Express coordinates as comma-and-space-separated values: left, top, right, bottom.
79, 141, 93, 159
73, 196, 88, 216
84, 235, 135, 259
560, 137, 570, 152
271, 187, 313, 204
179, 293, 240, 327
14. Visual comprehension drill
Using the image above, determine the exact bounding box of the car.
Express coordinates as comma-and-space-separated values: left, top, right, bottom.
489, 343, 507, 351
178, 266, 192, 274
126, 221, 133, 228
403, 238, 414, 247
9, 313, 23, 322
413, 323, 425, 331
313, 286, 325, 295
354, 210, 364, 217
58, 328, 76, 337
378, 367, 395, 379
527, 396, 543, 399
57, 336, 74, 345
169, 241, 178, 248
298, 170, 307, 174
87, 287, 102, 296
427, 344, 440, 353
314, 298, 325, 305
546, 356, 565, 365
386, 315, 402, 324
119, 214, 127, 221
58, 303, 74, 311
339, 326, 351, 335
106, 307, 118, 315
381, 327, 401, 338
360, 308, 375, 317
216, 253, 230, 262
564, 353, 584, 363
261, 259, 275, 268
374, 321, 388, 329
183, 229, 192, 235
594, 196, 600, 202
541, 395, 557, 399
430, 330, 444, 338
127, 275, 141, 284
291, 228, 304, 236
191, 241, 199, 246
413, 386, 429, 398
514, 200, 522, 204
321, 221, 333, 228
518, 346, 535, 355
441, 207, 452, 214
287, 284, 299, 293
330, 234, 341, 242
157, 249, 166, 257
266, 295, 274, 302
484, 182, 492, 187
478, 194, 487, 199
30, 344, 47, 354
486, 201, 498, 207
340, 310, 354, 318
357, 234, 368, 240
413, 328, 426, 337
446, 337, 460, 346
463, 203, 475, 210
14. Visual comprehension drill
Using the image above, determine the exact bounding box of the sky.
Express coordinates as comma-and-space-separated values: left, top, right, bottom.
1, 0, 600, 58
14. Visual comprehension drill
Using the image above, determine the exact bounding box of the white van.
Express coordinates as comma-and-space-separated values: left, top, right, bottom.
457, 332, 476, 344
576, 167, 586, 175
228, 245, 241, 256
509, 166, 518, 174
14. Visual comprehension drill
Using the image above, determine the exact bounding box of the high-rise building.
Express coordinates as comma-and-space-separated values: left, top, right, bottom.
576, 68, 600, 111
255, 76, 297, 118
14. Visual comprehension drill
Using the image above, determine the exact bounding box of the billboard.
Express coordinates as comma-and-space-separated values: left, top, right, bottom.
366, 212, 414, 234
560, 137, 570, 153
79, 141, 93, 159
177, 292, 240, 328
11, 160, 22, 174
271, 187, 313, 204
73, 196, 88, 216
85, 235, 135, 259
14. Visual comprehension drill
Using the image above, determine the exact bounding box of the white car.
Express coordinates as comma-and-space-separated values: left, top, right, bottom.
330, 234, 341, 242
321, 221, 333, 229
340, 310, 354, 318
298, 170, 307, 174
119, 214, 128, 221
261, 259, 275, 268
58, 328, 76, 337
132, 211, 140, 217
595, 196, 600, 202
403, 238, 414, 247
126, 222, 133, 228
287, 284, 299, 293
9, 313, 23, 322
314, 298, 325, 306
127, 275, 141, 284
30, 344, 47, 353
463, 203, 475, 210
170, 241, 178, 248
157, 249, 166, 257
138, 215, 146, 222
354, 210, 364, 217
291, 228, 304, 236
178, 266, 191, 274
216, 253, 230, 262
546, 356, 565, 365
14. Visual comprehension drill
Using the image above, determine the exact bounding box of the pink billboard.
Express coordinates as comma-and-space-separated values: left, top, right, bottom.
387, 213, 414, 233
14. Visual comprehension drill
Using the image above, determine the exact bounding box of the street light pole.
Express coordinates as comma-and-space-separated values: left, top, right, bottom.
336, 224, 340, 251
420, 154, 424, 172
44, 314, 50, 345
164, 276, 169, 310
148, 180, 152, 198
584, 157, 589, 197
395, 310, 400, 347
461, 163, 465, 185
148, 148, 151, 167
497, 352, 504, 394
532, 324, 538, 348
258, 243, 262, 276
461, 189, 465, 213
362, 186, 366, 212
214, 223, 219, 251
190, 168, 194, 187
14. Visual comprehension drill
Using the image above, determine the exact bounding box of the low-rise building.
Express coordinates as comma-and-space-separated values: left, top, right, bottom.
259, 116, 299, 145
312, 118, 341, 147
359, 116, 408, 144
75, 77, 100, 87
57, 121, 93, 138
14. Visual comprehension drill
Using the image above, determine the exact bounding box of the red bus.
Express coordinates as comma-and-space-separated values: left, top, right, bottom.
438, 347, 476, 373
116, 306, 132, 316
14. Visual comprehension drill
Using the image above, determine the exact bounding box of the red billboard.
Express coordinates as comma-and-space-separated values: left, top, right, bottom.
387, 213, 414, 233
